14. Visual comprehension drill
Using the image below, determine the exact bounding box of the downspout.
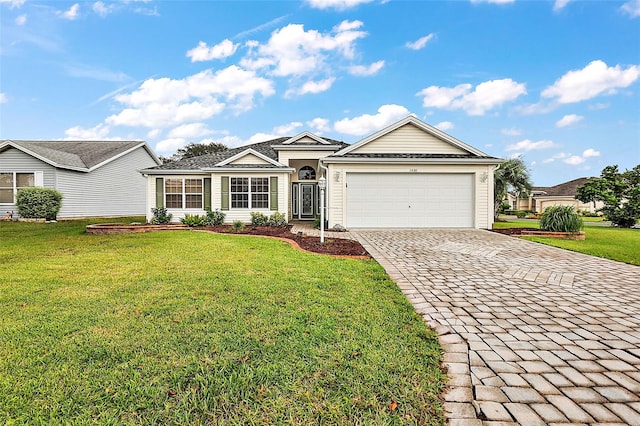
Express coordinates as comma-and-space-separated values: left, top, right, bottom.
319, 158, 329, 228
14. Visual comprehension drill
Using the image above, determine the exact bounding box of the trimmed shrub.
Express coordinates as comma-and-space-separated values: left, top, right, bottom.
16, 187, 63, 220
250, 211, 269, 226
180, 214, 205, 227
150, 207, 172, 224
203, 209, 225, 226
268, 212, 287, 227
231, 220, 245, 233
540, 206, 583, 232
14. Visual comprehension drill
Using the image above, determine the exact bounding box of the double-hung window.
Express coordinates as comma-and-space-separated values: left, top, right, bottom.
165, 178, 203, 209
0, 172, 35, 204
230, 177, 269, 209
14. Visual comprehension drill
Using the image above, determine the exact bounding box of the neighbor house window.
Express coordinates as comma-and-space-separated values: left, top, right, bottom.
230, 177, 269, 209
0, 172, 35, 204
165, 178, 203, 209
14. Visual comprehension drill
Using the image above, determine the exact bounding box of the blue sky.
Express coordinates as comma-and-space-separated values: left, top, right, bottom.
1, 0, 639, 186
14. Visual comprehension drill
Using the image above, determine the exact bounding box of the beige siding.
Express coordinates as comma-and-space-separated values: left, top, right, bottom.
291, 136, 318, 144
148, 174, 209, 222
351, 123, 468, 155
277, 150, 334, 164
0, 147, 56, 215
228, 153, 270, 165
326, 163, 494, 229
56, 146, 157, 218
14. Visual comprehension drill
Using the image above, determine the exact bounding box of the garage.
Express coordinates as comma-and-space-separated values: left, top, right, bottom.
346, 173, 474, 228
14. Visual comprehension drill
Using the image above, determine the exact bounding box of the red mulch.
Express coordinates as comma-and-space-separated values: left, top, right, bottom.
490, 227, 538, 235
203, 225, 368, 257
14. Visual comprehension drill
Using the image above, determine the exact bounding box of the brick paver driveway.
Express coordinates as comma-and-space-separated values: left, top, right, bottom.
355, 229, 640, 425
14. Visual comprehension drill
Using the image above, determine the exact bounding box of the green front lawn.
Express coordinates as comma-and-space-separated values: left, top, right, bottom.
493, 219, 640, 266
0, 219, 444, 425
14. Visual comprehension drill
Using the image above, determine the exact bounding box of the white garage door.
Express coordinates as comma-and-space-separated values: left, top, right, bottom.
346, 173, 474, 228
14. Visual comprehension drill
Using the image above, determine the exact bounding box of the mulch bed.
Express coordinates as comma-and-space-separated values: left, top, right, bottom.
490, 227, 538, 236
202, 225, 368, 257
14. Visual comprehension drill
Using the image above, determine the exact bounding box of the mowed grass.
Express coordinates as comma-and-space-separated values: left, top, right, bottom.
0, 219, 444, 425
493, 219, 640, 266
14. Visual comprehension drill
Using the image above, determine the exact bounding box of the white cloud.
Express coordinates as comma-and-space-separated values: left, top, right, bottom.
405, 33, 435, 50
589, 102, 609, 110
307, 117, 331, 133
470, 0, 515, 4
348, 60, 385, 76
564, 155, 585, 165
93, 1, 115, 17
553, 0, 571, 12
286, 77, 336, 97
435, 121, 454, 131
64, 123, 111, 140
59, 3, 80, 20
186, 39, 239, 62
334, 104, 410, 135
542, 60, 640, 104
621, 0, 640, 18
418, 78, 526, 115
305, 0, 374, 10
506, 139, 557, 152
156, 138, 188, 154
0, 0, 25, 8
106, 66, 274, 128
556, 114, 584, 128
273, 121, 303, 135
0, 93, 8, 103
147, 129, 162, 139
240, 21, 367, 77
542, 152, 569, 163
167, 123, 214, 139
15, 13, 26, 25
582, 148, 600, 158
501, 127, 522, 136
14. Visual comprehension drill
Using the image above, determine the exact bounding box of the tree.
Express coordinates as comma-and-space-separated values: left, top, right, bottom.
575, 164, 640, 227
494, 156, 532, 219
160, 142, 228, 163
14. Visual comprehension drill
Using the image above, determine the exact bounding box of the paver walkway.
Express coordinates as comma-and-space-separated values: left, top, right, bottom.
354, 229, 640, 426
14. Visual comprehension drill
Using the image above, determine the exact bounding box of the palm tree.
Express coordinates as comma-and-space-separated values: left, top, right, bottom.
494, 156, 532, 219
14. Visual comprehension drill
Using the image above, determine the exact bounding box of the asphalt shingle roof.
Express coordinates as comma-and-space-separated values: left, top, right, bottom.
532, 177, 593, 197
5, 140, 144, 170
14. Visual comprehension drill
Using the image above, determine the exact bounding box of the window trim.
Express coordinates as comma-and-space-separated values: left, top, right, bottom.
164, 178, 204, 210
0, 172, 37, 205
229, 176, 270, 210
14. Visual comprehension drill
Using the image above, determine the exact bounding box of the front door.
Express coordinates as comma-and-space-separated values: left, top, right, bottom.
300, 183, 315, 220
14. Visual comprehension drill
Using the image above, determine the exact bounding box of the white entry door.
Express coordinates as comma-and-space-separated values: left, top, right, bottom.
346, 173, 474, 228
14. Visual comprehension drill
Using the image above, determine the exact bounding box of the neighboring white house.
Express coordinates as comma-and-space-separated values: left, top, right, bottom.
507, 177, 604, 214
140, 116, 502, 229
0, 140, 160, 218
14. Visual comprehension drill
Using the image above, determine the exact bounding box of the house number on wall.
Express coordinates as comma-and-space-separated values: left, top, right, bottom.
409, 168, 418, 172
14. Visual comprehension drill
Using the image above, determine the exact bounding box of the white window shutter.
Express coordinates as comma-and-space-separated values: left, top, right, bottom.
34, 171, 44, 187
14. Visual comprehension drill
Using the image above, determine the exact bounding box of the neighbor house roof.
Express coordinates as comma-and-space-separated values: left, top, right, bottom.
0, 140, 160, 172
143, 137, 348, 172
532, 177, 593, 197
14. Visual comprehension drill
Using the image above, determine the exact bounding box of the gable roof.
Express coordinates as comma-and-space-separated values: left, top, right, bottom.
532, 177, 593, 197
281, 131, 332, 145
333, 115, 491, 158
144, 137, 349, 172
0, 140, 160, 172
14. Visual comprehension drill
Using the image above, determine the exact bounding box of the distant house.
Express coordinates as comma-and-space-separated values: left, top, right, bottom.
140, 116, 502, 229
508, 177, 603, 214
0, 140, 160, 218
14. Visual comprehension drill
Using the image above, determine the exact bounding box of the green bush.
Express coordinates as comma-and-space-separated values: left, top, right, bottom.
231, 220, 245, 232
515, 210, 527, 218
250, 211, 269, 226
150, 207, 172, 224
180, 214, 205, 227
313, 217, 321, 229
16, 187, 63, 220
268, 212, 287, 227
203, 209, 225, 226
499, 202, 511, 213
540, 206, 583, 232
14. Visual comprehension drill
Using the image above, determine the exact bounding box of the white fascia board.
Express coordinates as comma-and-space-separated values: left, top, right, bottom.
216, 148, 285, 167
203, 167, 295, 173
321, 156, 503, 165
0, 140, 89, 172
282, 131, 330, 145
334, 115, 489, 157
271, 145, 341, 151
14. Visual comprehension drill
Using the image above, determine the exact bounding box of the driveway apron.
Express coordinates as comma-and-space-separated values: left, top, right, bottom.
354, 229, 640, 425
